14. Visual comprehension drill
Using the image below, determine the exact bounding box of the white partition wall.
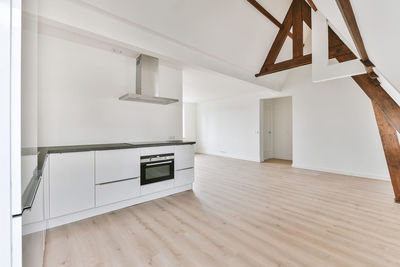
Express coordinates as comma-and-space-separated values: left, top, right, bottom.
0, 0, 12, 266
311, 10, 364, 83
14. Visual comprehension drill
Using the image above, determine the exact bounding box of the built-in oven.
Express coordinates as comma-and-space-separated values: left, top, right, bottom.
140, 153, 174, 185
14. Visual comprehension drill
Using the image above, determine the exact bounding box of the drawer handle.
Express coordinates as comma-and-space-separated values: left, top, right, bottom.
97, 177, 139, 185
177, 167, 194, 171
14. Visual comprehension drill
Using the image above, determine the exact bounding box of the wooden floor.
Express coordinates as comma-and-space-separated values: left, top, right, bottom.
44, 154, 400, 267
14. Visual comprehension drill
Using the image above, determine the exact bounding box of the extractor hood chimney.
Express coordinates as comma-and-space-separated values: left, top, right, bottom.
119, 54, 179, 105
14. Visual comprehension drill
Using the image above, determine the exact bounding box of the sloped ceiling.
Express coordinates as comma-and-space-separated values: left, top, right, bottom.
183, 68, 276, 103
78, 0, 294, 89
313, 0, 400, 92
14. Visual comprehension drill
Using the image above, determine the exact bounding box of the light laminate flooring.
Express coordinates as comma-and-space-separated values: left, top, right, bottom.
44, 154, 400, 267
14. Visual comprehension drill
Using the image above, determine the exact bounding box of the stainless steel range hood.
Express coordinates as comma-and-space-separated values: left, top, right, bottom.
119, 54, 179, 105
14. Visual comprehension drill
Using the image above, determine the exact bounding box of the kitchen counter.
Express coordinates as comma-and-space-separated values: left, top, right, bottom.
23, 140, 196, 230
37, 140, 195, 177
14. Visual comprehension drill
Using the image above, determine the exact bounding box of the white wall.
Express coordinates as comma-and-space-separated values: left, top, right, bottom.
38, 34, 183, 146
196, 65, 390, 180
197, 95, 262, 162
287, 67, 388, 180
183, 103, 197, 149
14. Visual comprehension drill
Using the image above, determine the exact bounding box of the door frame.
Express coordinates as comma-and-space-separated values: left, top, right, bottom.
259, 96, 293, 162
262, 101, 274, 161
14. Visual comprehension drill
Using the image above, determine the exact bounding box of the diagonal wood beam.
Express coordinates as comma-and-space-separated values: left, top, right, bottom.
293, 0, 304, 58
302, 0, 312, 28
330, 28, 400, 201
256, 54, 312, 76
335, 0, 378, 80
305, 0, 317, 12
352, 74, 400, 133
372, 102, 400, 203
247, 0, 294, 39
328, 27, 354, 59
335, 0, 368, 61
259, 2, 294, 73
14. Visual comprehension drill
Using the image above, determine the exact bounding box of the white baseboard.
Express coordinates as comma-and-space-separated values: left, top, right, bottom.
47, 184, 192, 229
292, 163, 390, 181
22, 221, 46, 236
197, 151, 259, 162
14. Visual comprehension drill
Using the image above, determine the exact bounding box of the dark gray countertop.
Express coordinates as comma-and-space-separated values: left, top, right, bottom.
37, 140, 195, 175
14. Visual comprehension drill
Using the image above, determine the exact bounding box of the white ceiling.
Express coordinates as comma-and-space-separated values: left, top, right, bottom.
183, 67, 278, 103
78, 0, 297, 90
79, 0, 290, 71
42, 0, 399, 102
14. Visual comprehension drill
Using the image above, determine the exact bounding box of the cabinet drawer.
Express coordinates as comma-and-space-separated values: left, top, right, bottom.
140, 146, 174, 156
96, 178, 140, 207
175, 168, 194, 187
141, 180, 174, 195
95, 149, 140, 184
175, 145, 194, 170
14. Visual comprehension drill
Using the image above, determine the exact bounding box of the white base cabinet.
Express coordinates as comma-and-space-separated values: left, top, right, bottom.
49, 152, 95, 218
42, 144, 194, 229
141, 180, 174, 196
175, 145, 195, 170
175, 168, 195, 187
96, 178, 140, 207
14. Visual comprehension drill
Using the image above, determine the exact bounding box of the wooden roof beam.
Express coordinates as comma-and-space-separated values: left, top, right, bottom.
335, 0, 368, 60
373, 102, 400, 203
335, 0, 378, 81
305, 0, 317, 12
256, 54, 312, 76
258, 2, 294, 73
247, 0, 294, 39
330, 28, 400, 203
293, 0, 304, 58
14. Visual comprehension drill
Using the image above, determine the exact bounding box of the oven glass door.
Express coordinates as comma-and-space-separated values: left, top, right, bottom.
141, 160, 174, 185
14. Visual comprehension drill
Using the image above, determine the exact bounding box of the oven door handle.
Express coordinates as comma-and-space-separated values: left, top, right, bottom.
146, 160, 173, 167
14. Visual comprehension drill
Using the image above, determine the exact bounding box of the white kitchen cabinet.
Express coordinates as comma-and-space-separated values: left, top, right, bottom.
95, 149, 140, 184
141, 180, 174, 195
175, 145, 194, 170
49, 152, 95, 218
175, 168, 194, 187
96, 178, 140, 207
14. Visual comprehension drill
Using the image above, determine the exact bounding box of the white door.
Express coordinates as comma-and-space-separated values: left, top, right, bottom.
263, 103, 273, 160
